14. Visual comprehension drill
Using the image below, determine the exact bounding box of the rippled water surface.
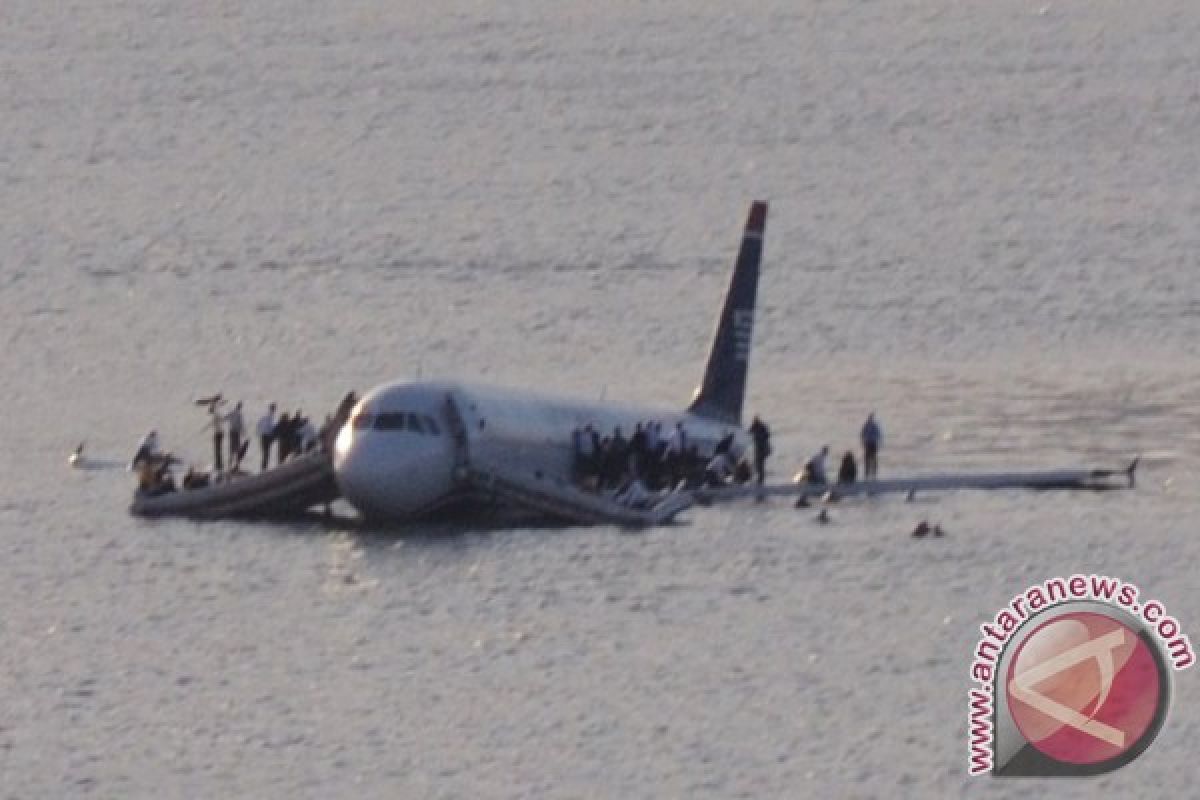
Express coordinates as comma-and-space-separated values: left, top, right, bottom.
2, 1, 1199, 797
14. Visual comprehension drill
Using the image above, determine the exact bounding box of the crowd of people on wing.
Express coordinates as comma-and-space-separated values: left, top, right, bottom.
570, 414, 775, 500
247, 403, 323, 471
569, 411, 881, 500
133, 391, 358, 496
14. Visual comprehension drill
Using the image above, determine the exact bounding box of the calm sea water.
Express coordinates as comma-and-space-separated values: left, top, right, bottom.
2, 1, 1199, 797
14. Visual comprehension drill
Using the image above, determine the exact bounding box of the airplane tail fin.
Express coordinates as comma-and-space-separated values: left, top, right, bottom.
687, 201, 767, 425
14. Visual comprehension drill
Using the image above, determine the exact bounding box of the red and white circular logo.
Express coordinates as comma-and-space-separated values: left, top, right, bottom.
1006, 610, 1164, 766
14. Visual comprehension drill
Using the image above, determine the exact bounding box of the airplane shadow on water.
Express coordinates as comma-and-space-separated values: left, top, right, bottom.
326, 507, 684, 556
216, 497, 667, 548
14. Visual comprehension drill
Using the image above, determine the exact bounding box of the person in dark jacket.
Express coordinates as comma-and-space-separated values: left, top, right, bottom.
275, 412, 293, 463
257, 403, 276, 471
837, 450, 858, 485
802, 446, 830, 485
861, 413, 883, 479
291, 409, 308, 455
629, 423, 648, 477
748, 416, 771, 485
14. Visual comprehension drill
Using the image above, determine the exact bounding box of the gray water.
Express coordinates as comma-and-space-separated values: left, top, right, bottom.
2, 1, 1199, 797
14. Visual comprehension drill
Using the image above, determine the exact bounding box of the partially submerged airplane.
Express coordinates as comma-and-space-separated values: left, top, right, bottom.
329, 201, 770, 524
132, 202, 768, 524
130, 200, 1136, 525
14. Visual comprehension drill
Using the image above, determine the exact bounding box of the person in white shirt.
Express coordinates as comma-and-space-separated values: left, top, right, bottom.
208, 408, 225, 472
256, 403, 276, 471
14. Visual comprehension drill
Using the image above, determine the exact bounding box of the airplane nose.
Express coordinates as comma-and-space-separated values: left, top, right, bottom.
332, 419, 456, 520
333, 429, 391, 517
334, 420, 356, 462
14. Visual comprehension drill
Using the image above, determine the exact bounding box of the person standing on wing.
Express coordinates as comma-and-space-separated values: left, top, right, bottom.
208, 406, 225, 472
257, 403, 276, 471
299, 414, 318, 453
748, 415, 771, 485
226, 401, 245, 469
665, 421, 687, 486
861, 412, 882, 479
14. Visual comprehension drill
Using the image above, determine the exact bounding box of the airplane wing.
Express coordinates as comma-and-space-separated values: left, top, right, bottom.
693, 459, 1140, 504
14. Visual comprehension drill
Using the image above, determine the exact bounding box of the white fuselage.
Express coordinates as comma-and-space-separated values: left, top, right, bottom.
332, 380, 748, 521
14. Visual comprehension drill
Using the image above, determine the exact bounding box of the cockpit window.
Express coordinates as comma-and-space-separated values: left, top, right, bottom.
369, 411, 442, 435
374, 412, 407, 431
352, 412, 374, 430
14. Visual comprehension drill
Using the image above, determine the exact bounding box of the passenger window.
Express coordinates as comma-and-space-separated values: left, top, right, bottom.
423, 415, 440, 435
352, 412, 374, 430
374, 412, 406, 431
407, 413, 424, 434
